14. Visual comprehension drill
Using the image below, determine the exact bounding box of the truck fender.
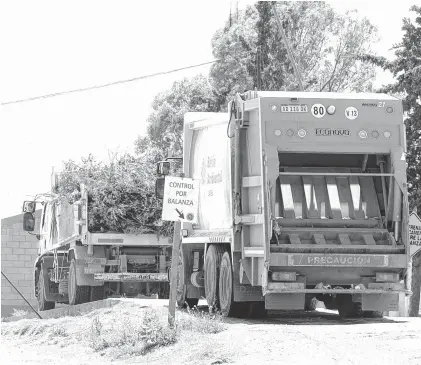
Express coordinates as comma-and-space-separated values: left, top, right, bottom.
68, 245, 106, 287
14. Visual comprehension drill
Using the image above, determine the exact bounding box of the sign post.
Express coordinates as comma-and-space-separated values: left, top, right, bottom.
407, 212, 421, 316
168, 221, 181, 328
162, 176, 199, 327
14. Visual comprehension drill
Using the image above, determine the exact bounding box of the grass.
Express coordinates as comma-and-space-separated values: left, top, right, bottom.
1, 302, 227, 360
11, 308, 29, 317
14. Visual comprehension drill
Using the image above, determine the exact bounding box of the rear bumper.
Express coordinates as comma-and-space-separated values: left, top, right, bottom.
270, 253, 407, 268
266, 287, 411, 296
94, 272, 168, 282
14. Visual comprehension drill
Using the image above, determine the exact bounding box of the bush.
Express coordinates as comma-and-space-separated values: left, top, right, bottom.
88, 309, 176, 356
52, 153, 173, 237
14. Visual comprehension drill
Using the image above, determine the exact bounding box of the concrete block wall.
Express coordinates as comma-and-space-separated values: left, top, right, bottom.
1, 210, 41, 318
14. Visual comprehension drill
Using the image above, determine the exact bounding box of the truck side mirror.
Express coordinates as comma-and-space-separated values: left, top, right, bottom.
23, 212, 35, 232
155, 177, 165, 199
157, 161, 171, 176
22, 201, 36, 213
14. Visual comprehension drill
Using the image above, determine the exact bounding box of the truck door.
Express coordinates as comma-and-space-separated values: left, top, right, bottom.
39, 202, 57, 253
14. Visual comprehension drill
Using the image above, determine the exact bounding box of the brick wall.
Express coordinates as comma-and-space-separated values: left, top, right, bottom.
1, 210, 41, 318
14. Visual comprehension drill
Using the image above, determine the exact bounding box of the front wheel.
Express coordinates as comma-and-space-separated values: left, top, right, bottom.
36, 267, 55, 311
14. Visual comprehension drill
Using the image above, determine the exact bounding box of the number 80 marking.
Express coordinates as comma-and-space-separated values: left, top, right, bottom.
311, 104, 326, 118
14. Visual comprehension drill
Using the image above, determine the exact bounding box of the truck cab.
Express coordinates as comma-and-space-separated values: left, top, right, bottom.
23, 184, 172, 311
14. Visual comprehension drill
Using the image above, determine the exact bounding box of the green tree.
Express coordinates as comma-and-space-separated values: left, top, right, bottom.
210, 1, 378, 106
361, 5, 421, 212
135, 75, 219, 157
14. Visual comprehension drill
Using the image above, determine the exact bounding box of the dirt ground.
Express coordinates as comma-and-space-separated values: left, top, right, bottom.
1, 300, 421, 365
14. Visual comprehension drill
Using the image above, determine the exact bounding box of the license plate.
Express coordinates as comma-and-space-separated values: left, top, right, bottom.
287, 254, 388, 267
280, 104, 308, 113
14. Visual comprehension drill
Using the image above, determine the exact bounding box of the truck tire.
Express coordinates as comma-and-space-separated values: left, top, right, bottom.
204, 244, 224, 312
362, 310, 383, 318
68, 259, 90, 305
243, 302, 267, 319
36, 268, 55, 311
90, 285, 105, 302
336, 294, 360, 318
305, 295, 318, 311
219, 251, 234, 316
186, 298, 199, 308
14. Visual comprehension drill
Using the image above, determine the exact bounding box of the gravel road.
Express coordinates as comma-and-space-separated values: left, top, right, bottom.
2, 302, 421, 365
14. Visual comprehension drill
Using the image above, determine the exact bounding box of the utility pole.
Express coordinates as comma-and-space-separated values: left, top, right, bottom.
271, 3, 304, 91
256, 46, 262, 90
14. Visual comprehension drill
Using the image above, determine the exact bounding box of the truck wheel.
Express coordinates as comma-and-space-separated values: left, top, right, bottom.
68, 259, 90, 305
362, 311, 383, 318
90, 285, 105, 302
36, 268, 55, 311
204, 244, 224, 312
186, 298, 199, 308
305, 295, 318, 311
219, 251, 234, 317
336, 294, 360, 318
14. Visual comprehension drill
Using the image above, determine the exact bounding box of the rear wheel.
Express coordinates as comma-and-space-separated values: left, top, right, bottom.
36, 267, 55, 311
204, 244, 224, 311
90, 285, 105, 302
362, 310, 383, 318
68, 259, 90, 305
305, 295, 318, 311
186, 298, 199, 308
336, 294, 360, 318
219, 251, 234, 317
175, 247, 199, 308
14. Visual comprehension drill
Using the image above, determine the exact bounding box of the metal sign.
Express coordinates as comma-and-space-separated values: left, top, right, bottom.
409, 212, 421, 257
162, 176, 199, 223
286, 254, 388, 267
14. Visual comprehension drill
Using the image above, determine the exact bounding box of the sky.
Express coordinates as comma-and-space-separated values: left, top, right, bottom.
0, 0, 417, 219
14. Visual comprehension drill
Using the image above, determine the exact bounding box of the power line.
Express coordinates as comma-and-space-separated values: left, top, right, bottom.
1, 59, 220, 106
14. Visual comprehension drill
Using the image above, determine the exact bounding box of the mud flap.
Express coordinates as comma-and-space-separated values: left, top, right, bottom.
233, 252, 264, 301
361, 294, 399, 311
265, 293, 305, 310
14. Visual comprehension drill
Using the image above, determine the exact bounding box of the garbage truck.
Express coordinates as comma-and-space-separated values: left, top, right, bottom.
22, 181, 172, 311
156, 90, 411, 318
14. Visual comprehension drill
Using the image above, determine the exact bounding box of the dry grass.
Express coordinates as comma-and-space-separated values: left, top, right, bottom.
11, 309, 30, 317
1, 301, 227, 360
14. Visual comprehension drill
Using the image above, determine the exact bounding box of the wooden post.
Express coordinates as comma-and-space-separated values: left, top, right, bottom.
168, 220, 182, 327
407, 249, 421, 317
